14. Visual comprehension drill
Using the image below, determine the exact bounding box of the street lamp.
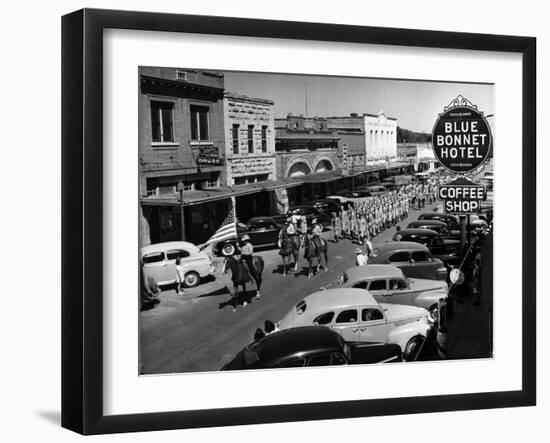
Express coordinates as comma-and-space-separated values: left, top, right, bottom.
177, 180, 185, 241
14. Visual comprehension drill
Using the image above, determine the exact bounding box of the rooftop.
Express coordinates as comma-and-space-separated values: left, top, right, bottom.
345, 264, 405, 281
304, 288, 377, 309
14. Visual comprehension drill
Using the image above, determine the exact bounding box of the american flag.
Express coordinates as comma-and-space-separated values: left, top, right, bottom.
202, 196, 237, 247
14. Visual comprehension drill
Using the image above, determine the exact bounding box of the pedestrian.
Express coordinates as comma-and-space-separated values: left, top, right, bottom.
140, 267, 161, 311
300, 215, 308, 243
355, 247, 367, 266
341, 210, 350, 239
359, 213, 367, 245
332, 212, 342, 243
175, 257, 185, 295
471, 255, 482, 305
364, 234, 373, 259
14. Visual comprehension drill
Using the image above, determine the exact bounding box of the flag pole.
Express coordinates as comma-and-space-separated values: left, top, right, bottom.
231, 195, 237, 231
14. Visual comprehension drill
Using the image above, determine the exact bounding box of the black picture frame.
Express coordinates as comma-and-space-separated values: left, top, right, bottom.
62, 8, 536, 435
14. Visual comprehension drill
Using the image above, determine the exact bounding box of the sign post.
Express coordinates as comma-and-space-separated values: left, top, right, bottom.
432, 95, 493, 250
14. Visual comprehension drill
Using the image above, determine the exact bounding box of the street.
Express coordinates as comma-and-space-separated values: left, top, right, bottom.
139, 202, 492, 374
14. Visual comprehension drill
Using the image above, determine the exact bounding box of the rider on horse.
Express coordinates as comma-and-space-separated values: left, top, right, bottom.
278, 218, 298, 251
238, 234, 254, 278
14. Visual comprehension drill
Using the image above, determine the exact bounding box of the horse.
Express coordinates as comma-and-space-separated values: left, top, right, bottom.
278, 229, 301, 276
222, 255, 265, 311
303, 234, 328, 279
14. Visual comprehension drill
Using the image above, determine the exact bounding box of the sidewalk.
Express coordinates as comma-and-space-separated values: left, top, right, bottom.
446, 233, 493, 359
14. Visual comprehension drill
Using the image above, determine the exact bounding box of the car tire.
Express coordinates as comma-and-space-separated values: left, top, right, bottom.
184, 271, 200, 288
403, 336, 425, 362
221, 243, 236, 256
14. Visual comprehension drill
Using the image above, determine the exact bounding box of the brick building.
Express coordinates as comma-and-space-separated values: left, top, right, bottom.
274, 114, 343, 206
139, 67, 229, 245
223, 92, 280, 221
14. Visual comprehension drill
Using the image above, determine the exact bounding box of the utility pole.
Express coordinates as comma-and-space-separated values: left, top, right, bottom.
305, 82, 308, 117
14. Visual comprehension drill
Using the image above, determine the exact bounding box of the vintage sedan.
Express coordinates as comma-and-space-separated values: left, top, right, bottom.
417, 212, 461, 232
344, 190, 372, 199
308, 198, 342, 215
215, 216, 282, 256
276, 288, 431, 361
221, 326, 402, 370
285, 205, 331, 227
337, 264, 448, 323
407, 219, 460, 241
391, 228, 461, 265
141, 241, 216, 287
368, 241, 448, 281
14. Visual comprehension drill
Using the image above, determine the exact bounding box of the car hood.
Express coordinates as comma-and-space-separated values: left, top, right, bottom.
408, 278, 448, 293
380, 303, 428, 322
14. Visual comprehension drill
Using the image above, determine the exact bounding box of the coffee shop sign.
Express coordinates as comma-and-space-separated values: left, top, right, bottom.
432, 95, 492, 174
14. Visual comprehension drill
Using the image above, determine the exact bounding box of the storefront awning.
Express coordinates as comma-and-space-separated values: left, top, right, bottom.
387, 161, 413, 169
257, 178, 304, 191
350, 165, 387, 176
140, 179, 304, 207
294, 170, 343, 183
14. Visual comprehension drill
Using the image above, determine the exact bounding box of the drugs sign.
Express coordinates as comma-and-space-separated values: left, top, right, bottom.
438, 177, 485, 214
432, 95, 492, 174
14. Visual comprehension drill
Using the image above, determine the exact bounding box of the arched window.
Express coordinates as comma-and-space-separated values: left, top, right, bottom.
288, 162, 311, 177
315, 159, 334, 173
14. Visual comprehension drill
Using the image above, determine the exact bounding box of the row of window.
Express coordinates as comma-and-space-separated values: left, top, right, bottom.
232, 124, 268, 154
150, 100, 269, 156
147, 178, 220, 197
233, 174, 269, 186
151, 101, 210, 143
314, 308, 384, 325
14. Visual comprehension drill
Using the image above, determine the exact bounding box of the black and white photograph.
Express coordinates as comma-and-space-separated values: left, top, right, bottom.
138, 67, 494, 374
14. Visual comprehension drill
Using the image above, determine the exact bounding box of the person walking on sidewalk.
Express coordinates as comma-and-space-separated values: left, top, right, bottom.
175, 257, 185, 296
471, 253, 482, 305
332, 212, 342, 243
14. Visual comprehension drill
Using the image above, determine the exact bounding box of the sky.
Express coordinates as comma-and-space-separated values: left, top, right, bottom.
222, 71, 494, 133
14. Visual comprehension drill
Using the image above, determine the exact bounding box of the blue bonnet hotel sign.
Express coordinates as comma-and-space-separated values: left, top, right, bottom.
432, 95, 492, 174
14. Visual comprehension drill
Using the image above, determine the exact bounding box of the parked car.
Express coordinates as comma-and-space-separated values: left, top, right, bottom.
344, 190, 372, 199
407, 220, 461, 242
418, 212, 461, 231
141, 241, 216, 287
417, 212, 487, 237
308, 198, 342, 215
221, 326, 402, 370
326, 195, 355, 210
391, 228, 461, 265
285, 205, 331, 227
215, 216, 282, 256
276, 288, 431, 361
367, 241, 448, 281
336, 264, 448, 323
364, 185, 387, 195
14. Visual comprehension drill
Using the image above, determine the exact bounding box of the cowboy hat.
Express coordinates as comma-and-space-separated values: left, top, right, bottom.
355, 248, 363, 254
241, 234, 251, 241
